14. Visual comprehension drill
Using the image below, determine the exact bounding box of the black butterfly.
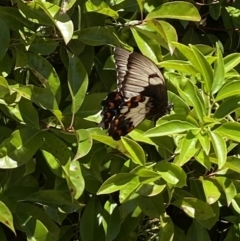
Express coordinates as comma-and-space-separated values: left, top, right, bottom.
99, 47, 171, 140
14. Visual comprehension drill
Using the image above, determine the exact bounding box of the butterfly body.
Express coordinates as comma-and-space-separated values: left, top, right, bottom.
99, 47, 170, 140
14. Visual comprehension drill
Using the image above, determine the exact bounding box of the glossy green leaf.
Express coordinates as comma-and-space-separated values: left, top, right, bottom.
195, 150, 211, 170
159, 213, 174, 241
85, 0, 119, 18
69, 161, 85, 199
146, 1, 201, 21
25, 190, 81, 210
0, 201, 15, 235
209, 131, 227, 169
0, 6, 33, 30
177, 131, 198, 166
187, 220, 211, 241
16, 213, 54, 241
68, 56, 88, 114
0, 18, 9, 61
16, 202, 59, 239
76, 26, 120, 46
29, 37, 58, 55
197, 132, 210, 154
232, 193, 240, 214
41, 131, 71, 166
212, 42, 225, 94
119, 176, 140, 203
146, 19, 177, 55
200, 177, 221, 204
137, 183, 166, 196
160, 60, 198, 76
131, 28, 161, 63
190, 44, 213, 93
172, 197, 214, 220
14, 85, 60, 112
224, 53, 240, 73
214, 96, 240, 119
139, 194, 165, 217
97, 173, 137, 195
215, 80, 240, 101
216, 177, 236, 206
34, 0, 73, 44
73, 129, 92, 160
80, 196, 104, 241
214, 122, 240, 142
0, 128, 44, 169
222, 157, 240, 174
121, 137, 146, 165
0, 98, 39, 128
27, 52, 61, 103
175, 78, 205, 122
144, 120, 198, 137
155, 162, 186, 187
102, 201, 120, 241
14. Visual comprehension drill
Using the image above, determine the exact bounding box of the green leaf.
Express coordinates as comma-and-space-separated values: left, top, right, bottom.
197, 202, 219, 230
97, 173, 137, 195
146, 1, 201, 21
215, 80, 240, 101
80, 196, 104, 241
0, 18, 9, 61
214, 96, 240, 119
159, 213, 174, 241
29, 36, 58, 56
155, 162, 186, 187
14, 85, 62, 121
73, 129, 92, 160
222, 157, 240, 174
214, 122, 240, 142
0, 6, 33, 30
161, 60, 198, 76
175, 78, 205, 122
200, 177, 221, 204
195, 150, 211, 170
131, 28, 161, 63
119, 176, 140, 203
136, 0, 145, 15
177, 131, 199, 166
139, 194, 165, 217
232, 193, 240, 214
76, 26, 121, 46
85, 0, 119, 18
224, 53, 240, 73
197, 132, 210, 154
0, 128, 44, 169
189, 44, 213, 93
172, 197, 215, 220
41, 131, 71, 166
209, 131, 227, 169
27, 52, 61, 103
69, 161, 85, 199
145, 19, 177, 55
187, 220, 211, 241
16, 202, 60, 239
102, 201, 121, 241
68, 56, 88, 114
144, 120, 198, 137
212, 42, 225, 94
0, 201, 15, 235
0, 98, 39, 128
34, 0, 74, 44
216, 177, 236, 206
121, 137, 146, 165
25, 190, 81, 210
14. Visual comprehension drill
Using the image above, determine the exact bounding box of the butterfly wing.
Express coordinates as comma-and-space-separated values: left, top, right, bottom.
99, 47, 169, 140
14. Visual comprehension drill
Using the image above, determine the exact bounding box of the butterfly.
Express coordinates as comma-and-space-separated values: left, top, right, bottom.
99, 47, 171, 140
